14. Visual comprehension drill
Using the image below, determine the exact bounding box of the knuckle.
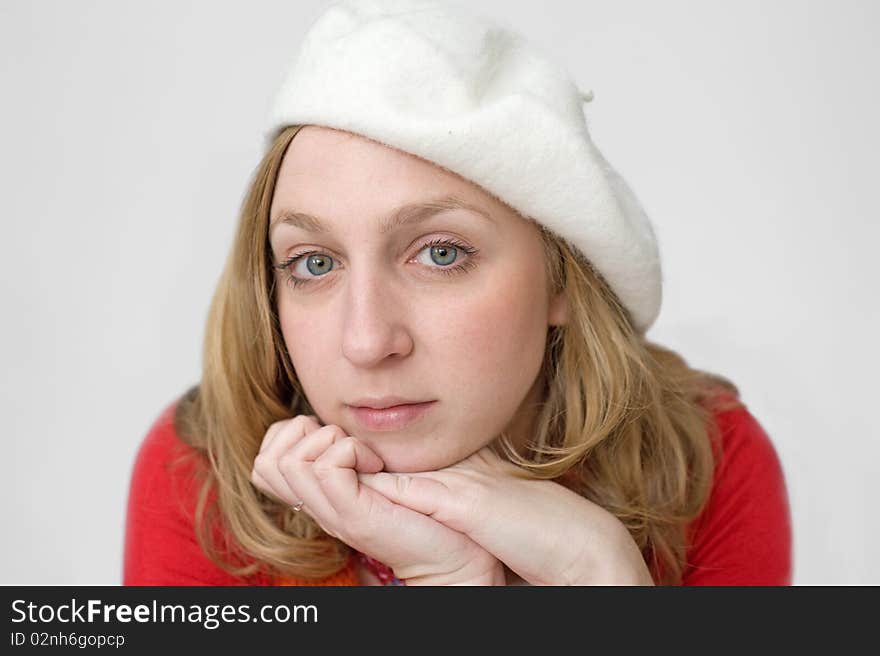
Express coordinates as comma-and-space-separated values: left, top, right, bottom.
271, 415, 316, 444
314, 432, 351, 461
313, 459, 333, 480
252, 453, 271, 472
320, 424, 348, 440
277, 451, 303, 474
339, 436, 359, 454
262, 418, 290, 443
250, 472, 271, 496
267, 419, 289, 433
291, 414, 314, 429
394, 474, 413, 496
312, 450, 332, 473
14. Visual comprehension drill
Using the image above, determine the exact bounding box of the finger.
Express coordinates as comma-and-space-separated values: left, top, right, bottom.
258, 420, 286, 455
310, 440, 439, 564
357, 472, 449, 518
311, 436, 385, 517
310, 439, 492, 576
251, 471, 295, 505
252, 464, 331, 537
276, 424, 350, 523
259, 414, 320, 454
251, 468, 296, 506
253, 415, 321, 505
358, 471, 482, 535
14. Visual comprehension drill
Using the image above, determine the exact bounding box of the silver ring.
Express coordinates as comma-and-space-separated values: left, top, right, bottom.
292, 501, 304, 512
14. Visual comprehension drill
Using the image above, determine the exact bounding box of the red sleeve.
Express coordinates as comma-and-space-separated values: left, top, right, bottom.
123, 401, 266, 586
682, 403, 793, 585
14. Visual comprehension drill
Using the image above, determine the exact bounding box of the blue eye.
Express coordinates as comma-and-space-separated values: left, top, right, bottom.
302, 253, 333, 276
275, 237, 479, 289
420, 243, 457, 266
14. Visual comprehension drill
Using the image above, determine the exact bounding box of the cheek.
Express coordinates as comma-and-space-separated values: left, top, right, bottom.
277, 299, 330, 389
436, 266, 549, 393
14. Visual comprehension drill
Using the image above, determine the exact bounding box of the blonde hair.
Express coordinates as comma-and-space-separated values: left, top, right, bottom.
173, 124, 743, 584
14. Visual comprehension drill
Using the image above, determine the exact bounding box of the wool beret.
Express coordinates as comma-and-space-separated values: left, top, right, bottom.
264, 0, 662, 333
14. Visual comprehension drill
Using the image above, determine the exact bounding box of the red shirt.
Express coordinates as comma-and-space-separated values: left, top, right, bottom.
123, 397, 792, 585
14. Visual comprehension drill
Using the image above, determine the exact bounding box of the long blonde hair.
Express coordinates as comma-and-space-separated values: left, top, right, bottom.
173, 124, 743, 585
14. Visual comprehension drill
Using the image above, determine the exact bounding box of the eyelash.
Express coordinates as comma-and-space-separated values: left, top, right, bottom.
274, 237, 480, 289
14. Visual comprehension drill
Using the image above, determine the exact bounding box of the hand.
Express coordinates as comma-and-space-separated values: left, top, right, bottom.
358, 446, 655, 585
250, 416, 506, 585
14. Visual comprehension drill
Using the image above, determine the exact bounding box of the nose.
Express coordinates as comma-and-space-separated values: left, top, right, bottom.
340, 266, 414, 367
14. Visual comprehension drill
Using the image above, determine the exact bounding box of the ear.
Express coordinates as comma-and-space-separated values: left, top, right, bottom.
547, 290, 568, 326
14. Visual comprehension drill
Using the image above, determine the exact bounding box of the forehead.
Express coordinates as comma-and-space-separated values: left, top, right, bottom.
271, 125, 511, 220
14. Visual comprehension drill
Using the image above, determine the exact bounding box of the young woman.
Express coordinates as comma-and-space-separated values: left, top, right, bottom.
123, 0, 791, 586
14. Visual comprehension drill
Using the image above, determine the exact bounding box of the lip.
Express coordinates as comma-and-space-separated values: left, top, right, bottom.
348, 395, 431, 410
347, 401, 436, 431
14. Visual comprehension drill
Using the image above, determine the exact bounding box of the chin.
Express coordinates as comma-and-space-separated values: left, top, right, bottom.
373, 444, 464, 474
376, 453, 441, 474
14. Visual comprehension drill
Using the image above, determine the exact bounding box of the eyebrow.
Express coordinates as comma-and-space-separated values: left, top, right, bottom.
269, 195, 495, 235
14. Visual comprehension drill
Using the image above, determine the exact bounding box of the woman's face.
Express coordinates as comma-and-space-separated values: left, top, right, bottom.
268, 125, 567, 473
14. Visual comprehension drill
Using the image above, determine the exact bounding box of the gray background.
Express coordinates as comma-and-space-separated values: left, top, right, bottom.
1, 0, 877, 584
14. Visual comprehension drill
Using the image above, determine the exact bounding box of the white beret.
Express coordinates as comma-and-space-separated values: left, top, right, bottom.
264, 0, 662, 334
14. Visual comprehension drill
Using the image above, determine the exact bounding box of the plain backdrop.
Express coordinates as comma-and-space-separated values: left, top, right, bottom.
1, 0, 877, 585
